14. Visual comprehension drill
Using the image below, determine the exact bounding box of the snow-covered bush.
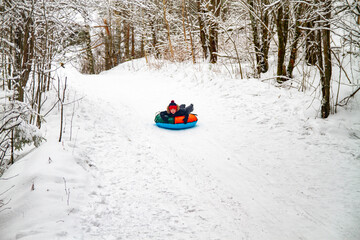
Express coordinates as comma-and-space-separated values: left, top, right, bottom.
13, 122, 43, 151
0, 101, 44, 176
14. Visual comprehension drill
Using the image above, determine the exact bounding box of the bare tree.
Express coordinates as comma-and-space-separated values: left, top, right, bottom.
163, 0, 175, 60
197, 0, 209, 60
287, 2, 304, 79
275, 0, 290, 83
320, 0, 332, 118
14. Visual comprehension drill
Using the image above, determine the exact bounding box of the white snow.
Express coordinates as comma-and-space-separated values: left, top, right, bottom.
1, 59, 359, 240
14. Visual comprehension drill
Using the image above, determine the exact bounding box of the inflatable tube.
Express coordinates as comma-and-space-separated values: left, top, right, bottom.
154, 113, 198, 130
156, 121, 197, 130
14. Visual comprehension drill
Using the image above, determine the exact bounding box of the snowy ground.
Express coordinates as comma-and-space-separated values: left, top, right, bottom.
1, 59, 360, 240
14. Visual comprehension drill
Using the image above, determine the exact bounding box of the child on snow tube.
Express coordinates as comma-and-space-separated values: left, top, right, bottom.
160, 100, 194, 124
155, 100, 197, 129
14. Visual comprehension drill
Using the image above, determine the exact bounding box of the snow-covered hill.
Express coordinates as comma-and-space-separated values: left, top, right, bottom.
1, 59, 359, 240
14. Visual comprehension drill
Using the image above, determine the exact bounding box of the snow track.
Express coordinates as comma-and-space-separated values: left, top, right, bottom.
66, 61, 360, 240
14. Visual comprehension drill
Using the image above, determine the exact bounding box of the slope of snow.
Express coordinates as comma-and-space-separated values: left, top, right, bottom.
0, 118, 88, 239
1, 59, 359, 240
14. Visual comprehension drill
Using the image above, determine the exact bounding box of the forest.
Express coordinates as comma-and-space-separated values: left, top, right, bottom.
0, 0, 359, 174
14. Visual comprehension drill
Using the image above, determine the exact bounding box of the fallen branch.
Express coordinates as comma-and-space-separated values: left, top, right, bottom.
63, 177, 70, 206
43, 99, 60, 117
260, 75, 291, 82
43, 96, 84, 118
0, 174, 19, 181
336, 86, 360, 107
0, 185, 15, 196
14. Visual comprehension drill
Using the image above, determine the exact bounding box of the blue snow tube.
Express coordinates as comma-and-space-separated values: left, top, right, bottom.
154, 113, 198, 130
156, 121, 197, 130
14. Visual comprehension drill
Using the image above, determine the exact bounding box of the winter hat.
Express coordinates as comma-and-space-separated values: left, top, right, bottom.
168, 100, 177, 111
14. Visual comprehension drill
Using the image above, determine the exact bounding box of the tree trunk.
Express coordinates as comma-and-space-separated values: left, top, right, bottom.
85, 25, 95, 74
141, 35, 145, 58
358, 0, 360, 24
209, 0, 221, 64
140, 9, 145, 59
197, 0, 208, 60
163, 0, 174, 60
13, 14, 35, 102
58, 77, 67, 142
131, 26, 135, 58
276, 1, 289, 83
187, 1, 196, 64
124, 21, 130, 60
248, 0, 261, 76
13, 26, 23, 101
208, 26, 218, 63
260, 0, 271, 73
182, 0, 188, 46
305, 4, 317, 66
104, 19, 113, 70
150, 18, 159, 58
22, 17, 35, 96
116, 19, 122, 64
183, 0, 196, 63
287, 3, 303, 78
320, 0, 332, 118
10, 129, 14, 165
36, 64, 43, 129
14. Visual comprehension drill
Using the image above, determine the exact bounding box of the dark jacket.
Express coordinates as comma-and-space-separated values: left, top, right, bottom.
160, 103, 193, 124
160, 108, 189, 123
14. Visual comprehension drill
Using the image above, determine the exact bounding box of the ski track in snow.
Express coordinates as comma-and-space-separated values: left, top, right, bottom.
66, 62, 360, 240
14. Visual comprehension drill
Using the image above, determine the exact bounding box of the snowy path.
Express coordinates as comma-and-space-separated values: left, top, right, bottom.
68, 62, 360, 240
